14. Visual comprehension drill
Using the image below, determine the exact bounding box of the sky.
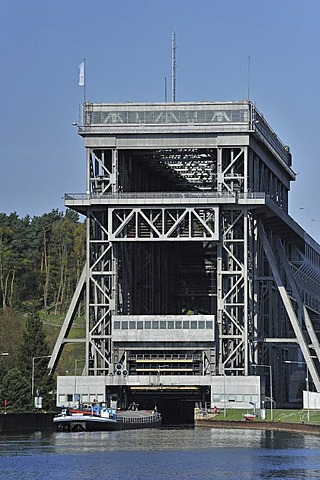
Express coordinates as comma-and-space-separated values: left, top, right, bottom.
1, 0, 320, 239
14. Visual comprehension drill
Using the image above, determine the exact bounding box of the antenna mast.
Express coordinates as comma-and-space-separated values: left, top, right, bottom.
172, 32, 176, 102
247, 55, 251, 101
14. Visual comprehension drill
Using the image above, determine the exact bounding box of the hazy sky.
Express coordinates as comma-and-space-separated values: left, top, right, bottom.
1, 0, 320, 239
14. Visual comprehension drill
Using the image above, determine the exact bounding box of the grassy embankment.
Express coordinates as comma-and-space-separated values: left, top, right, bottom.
199, 408, 320, 424
42, 313, 86, 377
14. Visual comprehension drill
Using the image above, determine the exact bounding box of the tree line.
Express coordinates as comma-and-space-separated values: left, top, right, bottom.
0, 209, 86, 411
0, 209, 85, 313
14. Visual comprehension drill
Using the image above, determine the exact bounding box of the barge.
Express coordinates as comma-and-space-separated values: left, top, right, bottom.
53, 405, 161, 432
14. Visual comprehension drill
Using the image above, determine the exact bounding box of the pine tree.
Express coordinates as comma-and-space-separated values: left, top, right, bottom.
18, 305, 54, 410
1, 368, 30, 412
0, 360, 8, 383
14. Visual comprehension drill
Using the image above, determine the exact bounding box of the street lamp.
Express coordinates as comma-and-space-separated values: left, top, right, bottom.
252, 364, 273, 421
74, 359, 86, 404
285, 360, 310, 422
75, 359, 85, 376
31, 355, 51, 402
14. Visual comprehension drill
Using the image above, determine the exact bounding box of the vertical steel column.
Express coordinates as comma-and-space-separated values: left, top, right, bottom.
217, 147, 223, 374
109, 149, 118, 372
252, 217, 259, 365
243, 206, 249, 374
216, 146, 248, 375
111, 149, 118, 193
84, 147, 91, 375
243, 147, 249, 373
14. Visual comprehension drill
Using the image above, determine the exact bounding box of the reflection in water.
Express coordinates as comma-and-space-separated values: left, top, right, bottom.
0, 428, 320, 480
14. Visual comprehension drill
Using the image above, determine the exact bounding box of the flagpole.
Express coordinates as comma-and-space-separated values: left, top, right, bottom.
83, 58, 86, 104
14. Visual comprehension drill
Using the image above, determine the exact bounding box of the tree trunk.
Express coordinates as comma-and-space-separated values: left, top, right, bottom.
9, 269, 15, 309
42, 229, 50, 315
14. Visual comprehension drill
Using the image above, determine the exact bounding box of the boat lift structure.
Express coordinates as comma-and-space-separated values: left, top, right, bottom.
50, 100, 320, 408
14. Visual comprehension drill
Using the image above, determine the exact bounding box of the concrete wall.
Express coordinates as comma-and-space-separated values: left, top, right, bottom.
56, 376, 106, 406
303, 390, 320, 410
0, 413, 55, 433
56, 374, 260, 410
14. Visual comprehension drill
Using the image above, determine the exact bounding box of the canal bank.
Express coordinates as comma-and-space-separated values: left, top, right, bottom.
0, 413, 55, 434
195, 419, 320, 435
2, 411, 320, 436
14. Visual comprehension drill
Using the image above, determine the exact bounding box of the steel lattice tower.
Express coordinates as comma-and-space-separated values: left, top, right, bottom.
50, 101, 320, 409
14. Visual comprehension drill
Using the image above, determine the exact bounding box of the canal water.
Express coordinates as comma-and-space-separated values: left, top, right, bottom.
1, 427, 320, 479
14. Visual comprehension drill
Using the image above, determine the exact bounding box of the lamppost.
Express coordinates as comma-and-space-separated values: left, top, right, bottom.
222, 366, 226, 418
74, 359, 86, 376
31, 355, 51, 402
74, 359, 85, 404
1, 353, 9, 412
252, 364, 273, 421
285, 360, 310, 422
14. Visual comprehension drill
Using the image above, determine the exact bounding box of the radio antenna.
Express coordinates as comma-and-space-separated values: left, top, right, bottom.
172, 32, 176, 102
247, 55, 251, 101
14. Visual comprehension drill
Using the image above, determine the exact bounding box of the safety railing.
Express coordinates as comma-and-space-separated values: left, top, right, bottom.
65, 192, 267, 202
116, 414, 160, 423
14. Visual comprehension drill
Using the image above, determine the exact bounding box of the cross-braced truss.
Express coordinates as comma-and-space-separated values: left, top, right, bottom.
109, 207, 219, 241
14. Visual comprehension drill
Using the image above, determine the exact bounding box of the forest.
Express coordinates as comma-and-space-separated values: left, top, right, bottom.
0, 209, 86, 411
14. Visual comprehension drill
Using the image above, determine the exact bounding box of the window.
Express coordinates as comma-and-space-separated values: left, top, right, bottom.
137, 321, 143, 330
175, 321, 182, 329
67, 394, 73, 402
198, 321, 205, 329
168, 321, 174, 329
236, 394, 243, 402
183, 321, 190, 329
152, 321, 159, 329
129, 321, 136, 329
206, 321, 213, 329
121, 321, 128, 329
191, 321, 197, 329
145, 321, 151, 329
160, 321, 166, 329
114, 321, 120, 329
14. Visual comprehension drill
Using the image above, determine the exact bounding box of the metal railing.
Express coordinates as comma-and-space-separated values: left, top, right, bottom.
116, 413, 160, 423
79, 102, 291, 166
65, 191, 267, 202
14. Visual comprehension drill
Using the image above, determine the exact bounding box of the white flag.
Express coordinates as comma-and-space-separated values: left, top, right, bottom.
79, 61, 85, 86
